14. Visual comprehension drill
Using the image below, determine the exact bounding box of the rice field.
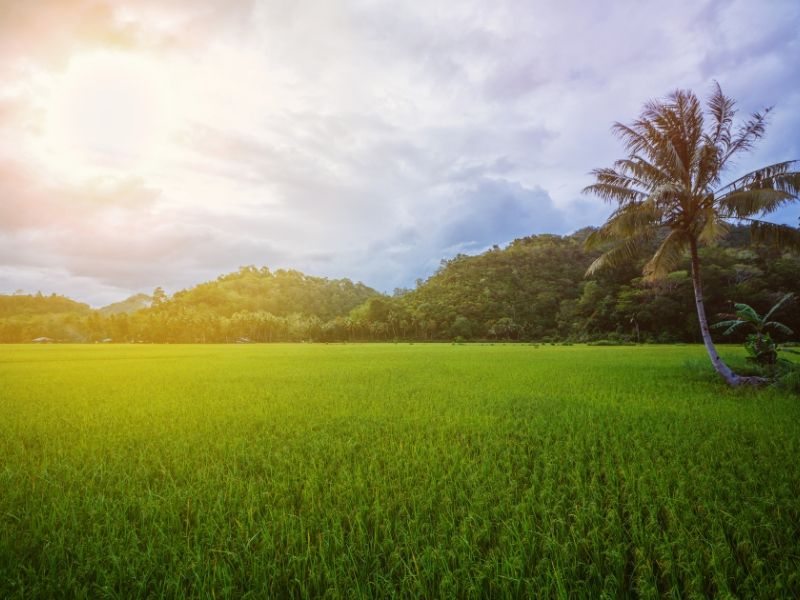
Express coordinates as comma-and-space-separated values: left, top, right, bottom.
1, 344, 799, 598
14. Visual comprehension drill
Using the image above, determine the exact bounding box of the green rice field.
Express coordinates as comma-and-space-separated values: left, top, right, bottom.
1, 344, 799, 598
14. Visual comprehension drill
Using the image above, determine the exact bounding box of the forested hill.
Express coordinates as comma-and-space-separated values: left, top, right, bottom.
1, 225, 799, 343
400, 231, 597, 341
0, 293, 91, 318
160, 266, 379, 321
0, 267, 381, 342
397, 226, 800, 342
98, 293, 152, 316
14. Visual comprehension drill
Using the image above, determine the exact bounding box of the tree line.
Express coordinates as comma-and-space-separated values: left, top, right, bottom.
2, 225, 798, 344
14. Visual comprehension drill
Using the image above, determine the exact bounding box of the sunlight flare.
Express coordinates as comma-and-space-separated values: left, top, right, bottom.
43, 51, 175, 175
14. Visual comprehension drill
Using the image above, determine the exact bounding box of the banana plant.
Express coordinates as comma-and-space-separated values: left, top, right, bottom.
713, 293, 795, 365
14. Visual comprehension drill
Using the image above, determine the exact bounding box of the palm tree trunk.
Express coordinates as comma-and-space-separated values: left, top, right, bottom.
688, 236, 743, 386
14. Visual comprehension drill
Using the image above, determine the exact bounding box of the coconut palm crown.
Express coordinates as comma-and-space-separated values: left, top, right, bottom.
584, 84, 800, 386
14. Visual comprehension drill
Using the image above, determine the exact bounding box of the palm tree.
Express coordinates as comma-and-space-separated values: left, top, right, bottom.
584, 84, 800, 386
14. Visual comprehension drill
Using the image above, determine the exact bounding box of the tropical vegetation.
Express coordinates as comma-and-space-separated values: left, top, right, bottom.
713, 293, 796, 365
584, 85, 800, 385
1, 226, 798, 347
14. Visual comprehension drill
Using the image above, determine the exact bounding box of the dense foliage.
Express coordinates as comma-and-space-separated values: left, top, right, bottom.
583, 85, 800, 385
0, 292, 91, 318
396, 227, 799, 343
1, 226, 798, 343
0, 293, 91, 342
713, 294, 795, 364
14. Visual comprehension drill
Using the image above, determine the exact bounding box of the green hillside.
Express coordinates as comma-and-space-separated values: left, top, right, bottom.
98, 293, 152, 316
163, 266, 379, 321
0, 293, 91, 318
1, 226, 798, 343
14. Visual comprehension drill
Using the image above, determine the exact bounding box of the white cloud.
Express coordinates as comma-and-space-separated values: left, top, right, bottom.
0, 0, 798, 305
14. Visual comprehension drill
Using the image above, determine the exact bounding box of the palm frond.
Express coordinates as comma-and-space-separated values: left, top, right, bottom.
583, 181, 646, 205
706, 81, 736, 148
693, 143, 723, 194
748, 220, 800, 251
643, 229, 687, 280
583, 167, 649, 205
697, 206, 729, 244
584, 204, 661, 253
587, 203, 662, 245
645, 183, 685, 211
615, 203, 661, 231
590, 166, 648, 189
640, 116, 689, 180
717, 188, 794, 219
613, 157, 672, 188
720, 106, 771, 166
611, 121, 653, 156
717, 160, 800, 199
671, 89, 704, 167
584, 225, 617, 250
614, 114, 687, 182
585, 235, 651, 276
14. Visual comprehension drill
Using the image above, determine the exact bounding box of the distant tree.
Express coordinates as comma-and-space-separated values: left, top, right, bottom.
152, 286, 168, 306
585, 84, 800, 385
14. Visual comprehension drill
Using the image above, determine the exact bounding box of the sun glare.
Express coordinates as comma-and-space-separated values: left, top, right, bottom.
44, 51, 175, 176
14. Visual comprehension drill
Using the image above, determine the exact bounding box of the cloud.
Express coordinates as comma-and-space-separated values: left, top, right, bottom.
440, 179, 564, 250
0, 163, 201, 298
0, 162, 159, 229
0, 0, 139, 70
0, 0, 799, 305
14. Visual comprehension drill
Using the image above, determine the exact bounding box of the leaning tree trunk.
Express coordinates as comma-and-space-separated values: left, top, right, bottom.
688, 236, 745, 386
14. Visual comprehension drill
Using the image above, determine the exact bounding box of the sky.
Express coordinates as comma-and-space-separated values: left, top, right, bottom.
1, 0, 799, 306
